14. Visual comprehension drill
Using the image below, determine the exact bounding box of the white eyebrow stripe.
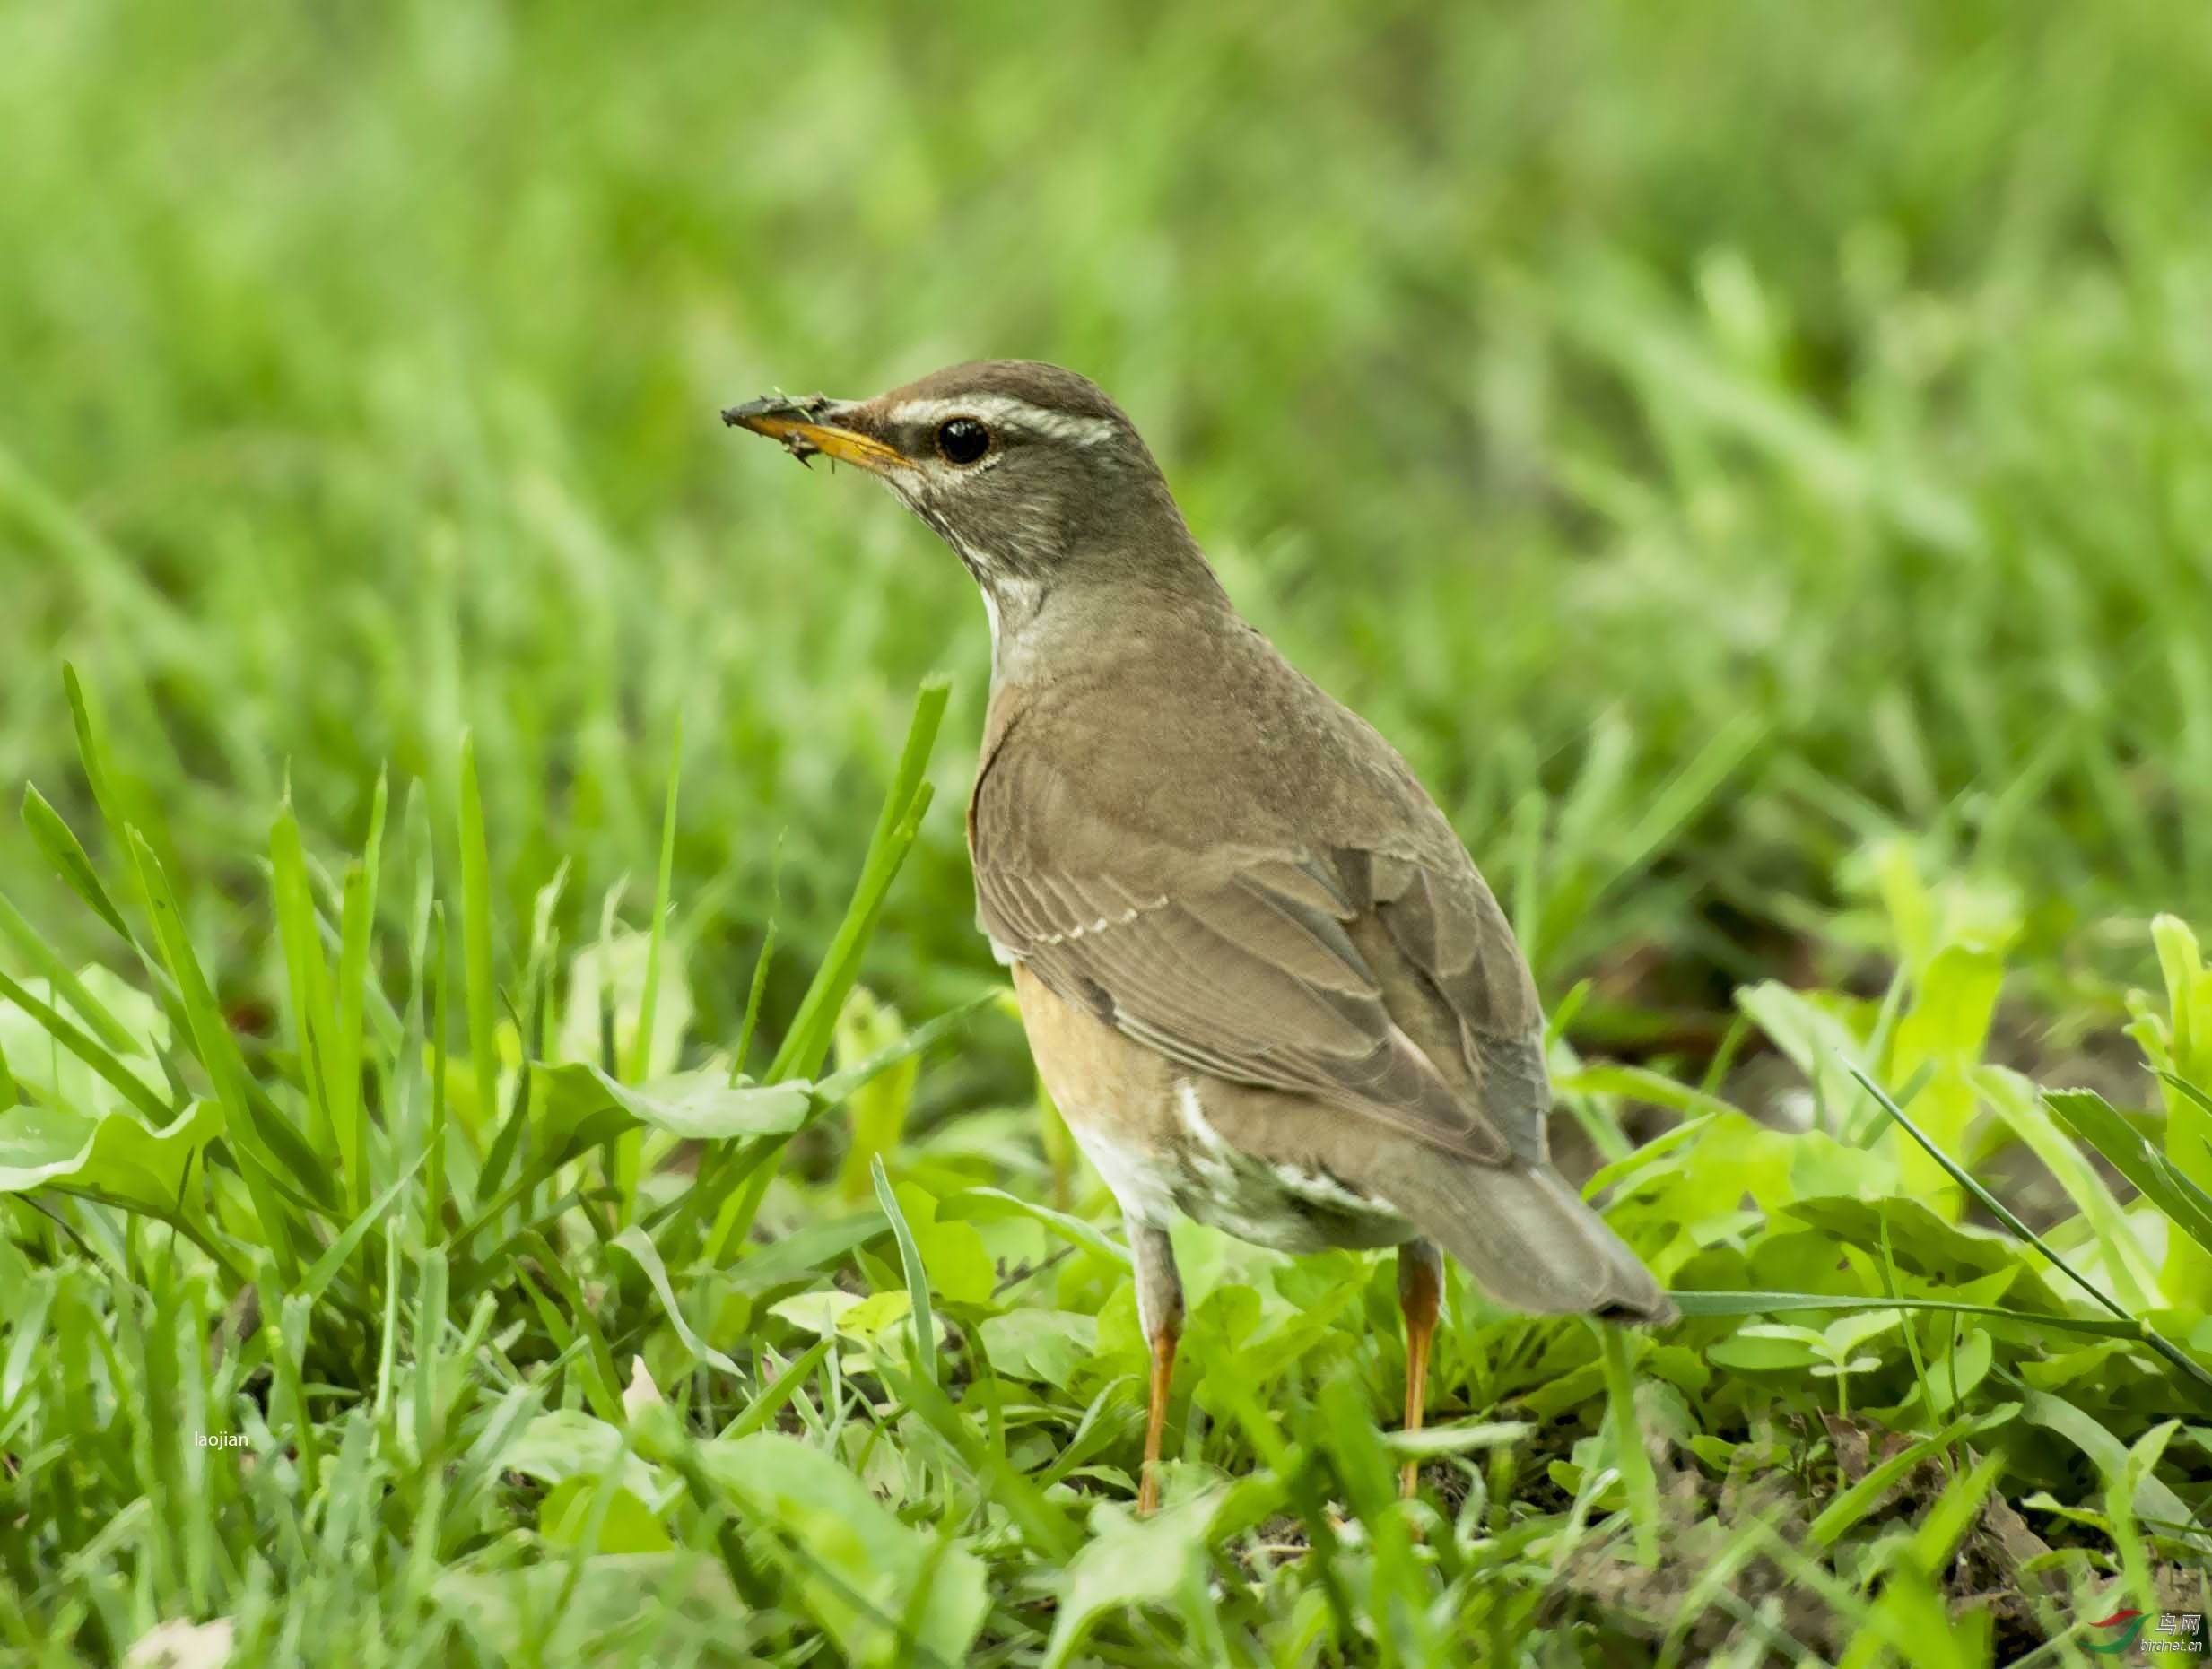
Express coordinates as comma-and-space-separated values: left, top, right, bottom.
886, 394, 1120, 447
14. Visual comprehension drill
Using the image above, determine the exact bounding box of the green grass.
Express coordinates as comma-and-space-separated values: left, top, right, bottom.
4, 0, 2212, 1662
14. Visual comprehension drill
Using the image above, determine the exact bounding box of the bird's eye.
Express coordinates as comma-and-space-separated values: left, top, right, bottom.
936, 417, 992, 465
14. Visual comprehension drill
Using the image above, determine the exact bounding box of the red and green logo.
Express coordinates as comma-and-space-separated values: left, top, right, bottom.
2086, 1610, 2147, 1654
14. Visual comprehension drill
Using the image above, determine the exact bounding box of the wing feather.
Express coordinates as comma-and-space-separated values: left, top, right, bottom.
974, 751, 1543, 1166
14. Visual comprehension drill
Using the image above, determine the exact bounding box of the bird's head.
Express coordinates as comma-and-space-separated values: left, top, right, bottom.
723, 360, 1224, 643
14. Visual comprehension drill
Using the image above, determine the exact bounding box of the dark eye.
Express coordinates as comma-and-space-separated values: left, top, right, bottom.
936, 417, 991, 465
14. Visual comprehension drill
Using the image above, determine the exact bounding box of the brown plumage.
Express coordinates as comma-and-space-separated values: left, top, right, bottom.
725, 360, 1673, 1510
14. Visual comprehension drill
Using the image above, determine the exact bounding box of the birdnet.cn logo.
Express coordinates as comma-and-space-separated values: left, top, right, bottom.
2085, 1608, 2203, 1655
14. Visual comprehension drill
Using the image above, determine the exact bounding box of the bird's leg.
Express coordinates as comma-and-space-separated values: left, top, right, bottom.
1127, 1218, 1184, 1516
1397, 1238, 1445, 1498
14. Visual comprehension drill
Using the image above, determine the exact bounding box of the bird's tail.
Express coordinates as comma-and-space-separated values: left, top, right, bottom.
1389, 1159, 1675, 1324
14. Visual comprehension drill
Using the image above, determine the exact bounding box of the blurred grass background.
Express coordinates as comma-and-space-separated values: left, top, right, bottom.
9, 4, 2212, 1662
5, 0, 2209, 1070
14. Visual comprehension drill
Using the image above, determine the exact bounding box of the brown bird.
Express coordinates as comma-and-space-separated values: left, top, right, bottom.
724, 361, 1673, 1512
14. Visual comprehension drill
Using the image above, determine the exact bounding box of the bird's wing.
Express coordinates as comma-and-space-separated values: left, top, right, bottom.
972, 750, 1549, 1168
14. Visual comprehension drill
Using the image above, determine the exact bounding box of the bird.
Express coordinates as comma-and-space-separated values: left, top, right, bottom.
723, 361, 1674, 1513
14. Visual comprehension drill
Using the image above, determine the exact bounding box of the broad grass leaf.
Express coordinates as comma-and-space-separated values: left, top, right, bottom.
2017, 1338, 2140, 1391
1894, 945, 2003, 1064
1519, 1358, 1608, 1420
1868, 1326, 1993, 1421
1783, 1195, 2058, 1300
724, 1211, 888, 1295
888, 1178, 938, 1230
0, 1099, 222, 1221
1548, 1444, 1628, 1512
1555, 1064, 1743, 1125
1598, 1109, 1798, 1226
768, 1290, 866, 1338
1643, 1343, 1716, 1397
1707, 1330, 1825, 1373
840, 1290, 916, 1341
1267, 1249, 1366, 1312
1787, 1126, 1894, 1198
979, 1309, 1097, 1385
576, 1065, 812, 1140
433, 1556, 739, 1663
938, 1185, 1132, 1269
916, 1218, 994, 1306
537, 1478, 675, 1553
556, 928, 694, 1080
1042, 1488, 1226, 1669
834, 987, 918, 1203
0, 969, 169, 1119
1745, 1225, 1881, 1294
528, 995, 987, 1160
1182, 1283, 1263, 1373
2147, 917, 2212, 1301
1886, 944, 2004, 1212
1824, 1308, 1906, 1355
501, 1409, 674, 1510
1738, 981, 1870, 1079
701, 1432, 987, 1668
1738, 980, 1909, 1157
2148, 915, 2211, 1088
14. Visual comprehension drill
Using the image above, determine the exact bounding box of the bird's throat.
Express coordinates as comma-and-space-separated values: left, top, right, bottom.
978, 573, 1048, 689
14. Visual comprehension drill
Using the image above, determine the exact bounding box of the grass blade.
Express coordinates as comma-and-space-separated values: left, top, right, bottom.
21, 784, 133, 947
457, 733, 501, 1149
1668, 1291, 2144, 1337
1847, 1060, 2212, 1393
630, 718, 681, 1085
2046, 1087, 2212, 1262
126, 828, 303, 1286
1594, 1321, 1659, 1566
871, 1152, 937, 1386
610, 1224, 741, 1377
0, 967, 173, 1126
0, 890, 139, 1056
427, 903, 450, 1246
299, 1152, 424, 1307
332, 771, 388, 1214
768, 676, 947, 1082
718, 1337, 833, 1442
1807, 1404, 2018, 1547
269, 801, 340, 1163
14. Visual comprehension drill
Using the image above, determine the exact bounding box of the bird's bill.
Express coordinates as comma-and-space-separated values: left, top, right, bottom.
719, 396, 910, 475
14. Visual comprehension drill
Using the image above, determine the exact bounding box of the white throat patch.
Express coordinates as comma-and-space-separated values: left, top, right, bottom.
980, 576, 1043, 686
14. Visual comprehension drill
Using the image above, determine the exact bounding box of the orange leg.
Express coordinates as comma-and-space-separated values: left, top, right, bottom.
1139, 1320, 1179, 1515
1398, 1239, 1443, 1498
1128, 1218, 1184, 1516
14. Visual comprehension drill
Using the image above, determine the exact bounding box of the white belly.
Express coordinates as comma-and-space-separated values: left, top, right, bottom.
1068, 1079, 1413, 1255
